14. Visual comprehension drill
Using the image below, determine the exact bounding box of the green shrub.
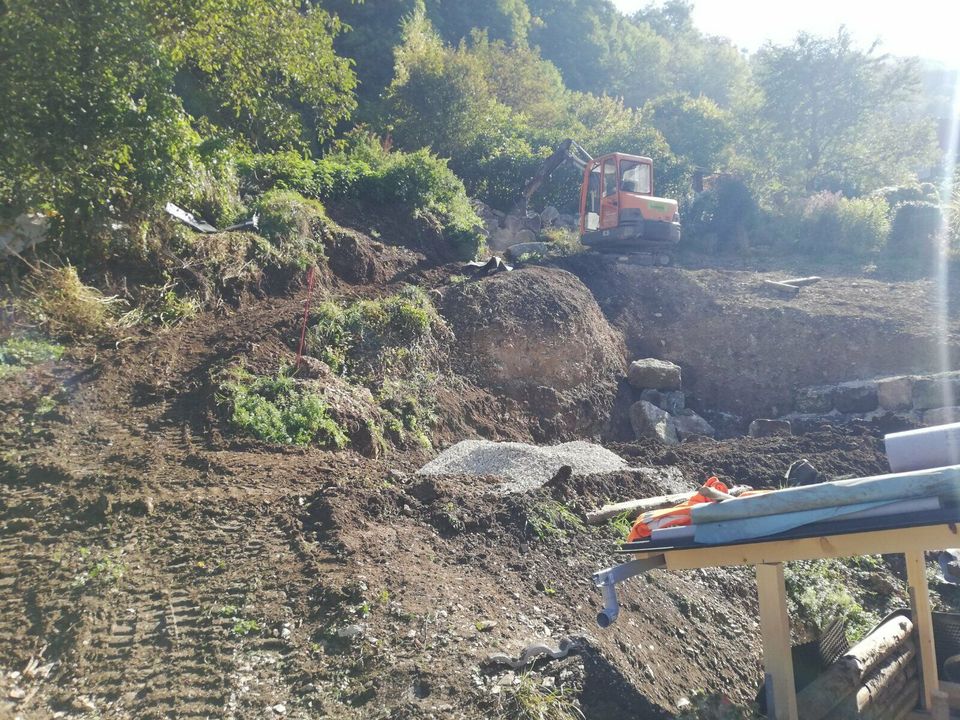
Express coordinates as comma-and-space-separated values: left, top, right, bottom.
308, 285, 445, 382
797, 192, 889, 254
237, 151, 322, 197
181, 140, 247, 228
218, 367, 347, 448
377, 377, 437, 448
784, 559, 880, 643
253, 189, 330, 269
888, 201, 942, 257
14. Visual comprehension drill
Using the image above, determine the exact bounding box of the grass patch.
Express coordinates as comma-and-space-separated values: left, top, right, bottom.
0, 336, 64, 379
608, 511, 634, 539
526, 500, 584, 540
496, 672, 583, 720
254, 189, 330, 269
72, 547, 126, 590
217, 366, 347, 448
541, 226, 586, 255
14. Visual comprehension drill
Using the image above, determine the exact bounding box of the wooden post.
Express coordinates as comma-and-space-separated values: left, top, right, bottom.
757, 562, 799, 720
905, 549, 938, 710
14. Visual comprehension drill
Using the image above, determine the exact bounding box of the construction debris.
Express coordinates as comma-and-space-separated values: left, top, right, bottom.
763, 276, 822, 296
165, 202, 259, 234
484, 636, 592, 669
585, 491, 694, 525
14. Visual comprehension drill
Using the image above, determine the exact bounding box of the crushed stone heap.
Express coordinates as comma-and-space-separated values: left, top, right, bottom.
417, 439, 628, 493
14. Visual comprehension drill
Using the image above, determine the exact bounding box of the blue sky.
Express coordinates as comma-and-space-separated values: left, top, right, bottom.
610, 0, 960, 67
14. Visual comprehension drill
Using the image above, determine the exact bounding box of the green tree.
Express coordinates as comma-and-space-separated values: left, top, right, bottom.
646, 92, 733, 171
387, 4, 511, 158
0, 0, 194, 245
174, 0, 356, 150
753, 28, 937, 194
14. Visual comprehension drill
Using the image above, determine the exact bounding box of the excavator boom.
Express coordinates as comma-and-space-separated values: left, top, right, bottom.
515, 138, 592, 214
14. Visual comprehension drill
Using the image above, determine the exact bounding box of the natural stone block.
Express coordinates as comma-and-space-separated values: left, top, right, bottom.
923, 407, 960, 426
833, 381, 878, 414
672, 410, 715, 439
795, 385, 835, 414
913, 376, 960, 410
639, 388, 685, 414
628, 358, 682, 391
629, 400, 679, 445
748, 419, 792, 438
877, 376, 915, 411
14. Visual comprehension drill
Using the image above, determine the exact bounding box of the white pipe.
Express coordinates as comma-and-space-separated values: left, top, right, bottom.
885, 422, 960, 473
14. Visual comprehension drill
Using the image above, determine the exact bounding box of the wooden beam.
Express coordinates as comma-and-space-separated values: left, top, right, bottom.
756, 563, 798, 720
585, 492, 692, 525
630, 523, 960, 570
906, 550, 939, 710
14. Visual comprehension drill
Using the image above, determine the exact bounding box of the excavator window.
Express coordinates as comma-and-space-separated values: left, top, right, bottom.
603, 160, 618, 198
620, 160, 651, 195
585, 166, 601, 230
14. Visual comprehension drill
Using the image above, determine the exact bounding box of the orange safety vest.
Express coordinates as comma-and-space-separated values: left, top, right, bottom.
625, 477, 768, 542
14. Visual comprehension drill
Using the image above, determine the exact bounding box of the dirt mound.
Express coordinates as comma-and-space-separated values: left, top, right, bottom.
441, 267, 626, 439
565, 260, 960, 420
612, 423, 891, 489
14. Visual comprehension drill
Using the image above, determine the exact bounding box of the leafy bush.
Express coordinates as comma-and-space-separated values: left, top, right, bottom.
686, 176, 758, 253
237, 151, 324, 198
308, 285, 446, 382
218, 367, 347, 448
797, 192, 889, 254
0, 337, 64, 379
888, 201, 942, 257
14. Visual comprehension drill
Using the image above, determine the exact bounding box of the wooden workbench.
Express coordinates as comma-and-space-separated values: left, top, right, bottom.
627, 522, 960, 720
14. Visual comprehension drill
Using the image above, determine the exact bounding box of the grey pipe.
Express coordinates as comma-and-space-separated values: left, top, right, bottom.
885, 422, 960, 473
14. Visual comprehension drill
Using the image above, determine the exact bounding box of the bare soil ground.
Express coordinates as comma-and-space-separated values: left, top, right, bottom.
2, 239, 955, 719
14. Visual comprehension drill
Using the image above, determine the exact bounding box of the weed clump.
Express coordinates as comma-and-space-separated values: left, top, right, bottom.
218, 367, 347, 448
496, 672, 584, 720
0, 337, 64, 379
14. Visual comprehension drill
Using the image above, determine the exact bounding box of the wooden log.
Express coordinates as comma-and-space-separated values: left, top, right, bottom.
839, 615, 914, 681
765, 279, 801, 295
781, 276, 822, 287
798, 616, 913, 720
854, 641, 916, 711
585, 492, 693, 525
797, 662, 860, 720
867, 677, 919, 720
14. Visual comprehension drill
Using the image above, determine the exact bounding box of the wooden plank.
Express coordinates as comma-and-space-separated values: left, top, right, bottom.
906, 550, 939, 710
757, 563, 799, 720
629, 524, 960, 570
781, 276, 823, 287
585, 492, 692, 525
765, 279, 801, 295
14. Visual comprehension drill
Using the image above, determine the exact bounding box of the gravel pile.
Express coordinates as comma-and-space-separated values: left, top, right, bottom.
417, 439, 628, 493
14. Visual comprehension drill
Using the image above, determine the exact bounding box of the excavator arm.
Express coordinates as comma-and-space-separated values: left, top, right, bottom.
515, 138, 593, 214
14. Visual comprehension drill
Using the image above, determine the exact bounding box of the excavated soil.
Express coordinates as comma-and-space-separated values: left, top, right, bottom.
2, 239, 957, 719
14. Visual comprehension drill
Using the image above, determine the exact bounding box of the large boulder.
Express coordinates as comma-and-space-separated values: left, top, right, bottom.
640, 388, 685, 414
630, 401, 679, 445
441, 267, 625, 435
748, 419, 792, 438
628, 358, 682, 390
672, 410, 715, 440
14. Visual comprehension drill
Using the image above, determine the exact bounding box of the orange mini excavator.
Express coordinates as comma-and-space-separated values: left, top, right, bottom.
518, 138, 681, 260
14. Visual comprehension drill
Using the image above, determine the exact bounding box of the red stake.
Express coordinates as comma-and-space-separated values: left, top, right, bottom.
295, 266, 316, 371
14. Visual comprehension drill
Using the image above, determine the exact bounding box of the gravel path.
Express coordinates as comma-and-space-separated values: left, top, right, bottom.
417, 439, 628, 493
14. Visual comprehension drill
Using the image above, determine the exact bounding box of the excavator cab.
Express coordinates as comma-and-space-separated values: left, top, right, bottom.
579, 153, 681, 252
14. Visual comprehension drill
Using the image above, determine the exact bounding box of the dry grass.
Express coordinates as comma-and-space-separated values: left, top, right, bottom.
21, 265, 122, 339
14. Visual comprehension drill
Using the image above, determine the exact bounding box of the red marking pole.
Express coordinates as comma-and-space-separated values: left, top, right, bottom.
295, 266, 316, 371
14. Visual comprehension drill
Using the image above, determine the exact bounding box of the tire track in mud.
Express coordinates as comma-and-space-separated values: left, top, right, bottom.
1, 479, 317, 718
